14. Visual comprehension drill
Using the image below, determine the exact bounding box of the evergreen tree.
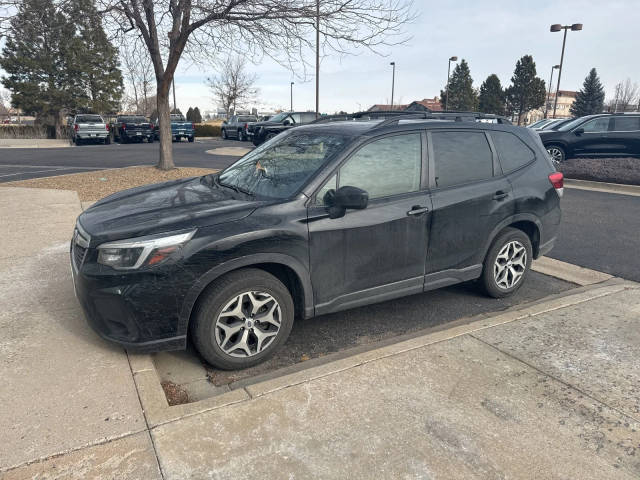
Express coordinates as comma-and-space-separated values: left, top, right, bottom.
68, 0, 123, 114
186, 107, 194, 121
193, 106, 202, 123
0, 0, 123, 137
505, 55, 546, 125
439, 59, 478, 111
570, 68, 605, 117
478, 74, 505, 115
0, 0, 76, 137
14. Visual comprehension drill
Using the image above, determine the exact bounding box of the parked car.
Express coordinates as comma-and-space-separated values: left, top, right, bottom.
71, 114, 562, 370
170, 114, 195, 142
221, 115, 258, 141
538, 113, 640, 164
71, 114, 110, 145
113, 115, 154, 143
527, 119, 555, 130
540, 118, 575, 131
247, 111, 318, 145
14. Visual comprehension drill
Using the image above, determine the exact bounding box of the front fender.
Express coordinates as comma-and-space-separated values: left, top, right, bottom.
177, 252, 314, 334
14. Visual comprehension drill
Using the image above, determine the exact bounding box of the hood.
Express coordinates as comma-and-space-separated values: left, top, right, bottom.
537, 129, 565, 139
250, 120, 282, 128
79, 176, 258, 245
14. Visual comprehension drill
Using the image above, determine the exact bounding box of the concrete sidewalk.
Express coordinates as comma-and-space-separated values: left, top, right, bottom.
1, 185, 639, 479
0, 139, 70, 148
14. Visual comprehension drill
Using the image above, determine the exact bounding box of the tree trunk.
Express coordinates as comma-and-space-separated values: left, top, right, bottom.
156, 88, 174, 170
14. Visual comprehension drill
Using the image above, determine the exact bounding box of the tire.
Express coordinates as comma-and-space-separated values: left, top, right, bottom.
265, 132, 277, 141
222, 128, 228, 139
480, 227, 532, 298
188, 136, 194, 143
147, 136, 154, 143
104, 136, 110, 145
190, 268, 295, 370
546, 145, 565, 165
238, 129, 246, 141
74, 137, 82, 146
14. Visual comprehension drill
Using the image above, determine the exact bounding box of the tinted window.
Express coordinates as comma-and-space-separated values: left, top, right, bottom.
613, 116, 640, 131
491, 131, 535, 173
238, 116, 256, 122
337, 133, 422, 199
75, 115, 103, 123
431, 131, 493, 188
581, 117, 610, 132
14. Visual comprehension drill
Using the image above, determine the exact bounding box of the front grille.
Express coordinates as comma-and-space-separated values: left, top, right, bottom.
73, 243, 87, 268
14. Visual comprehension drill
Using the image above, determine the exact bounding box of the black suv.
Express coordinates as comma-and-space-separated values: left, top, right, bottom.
247, 111, 318, 145
71, 115, 563, 370
538, 113, 640, 163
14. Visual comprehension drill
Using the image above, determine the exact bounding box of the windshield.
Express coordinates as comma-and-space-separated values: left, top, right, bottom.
217, 131, 350, 199
76, 115, 102, 123
558, 117, 592, 131
267, 112, 289, 123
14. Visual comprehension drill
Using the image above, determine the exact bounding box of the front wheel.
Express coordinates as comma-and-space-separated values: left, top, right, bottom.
546, 145, 565, 165
480, 227, 532, 298
190, 269, 294, 370
188, 136, 194, 143
104, 136, 111, 145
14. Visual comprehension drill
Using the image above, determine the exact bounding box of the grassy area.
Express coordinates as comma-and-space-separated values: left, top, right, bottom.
2, 166, 218, 201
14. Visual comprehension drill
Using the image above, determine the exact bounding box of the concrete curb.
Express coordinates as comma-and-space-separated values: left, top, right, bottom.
565, 178, 640, 197
131, 280, 637, 429
532, 256, 612, 285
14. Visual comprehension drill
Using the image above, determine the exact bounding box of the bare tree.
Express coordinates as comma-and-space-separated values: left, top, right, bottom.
0, 88, 10, 120
120, 40, 154, 115
207, 57, 257, 115
90, 0, 414, 170
610, 78, 639, 112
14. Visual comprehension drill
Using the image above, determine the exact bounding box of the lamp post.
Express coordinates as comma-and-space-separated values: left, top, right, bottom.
390, 62, 396, 109
550, 23, 583, 118
315, 0, 320, 118
544, 65, 560, 119
290, 82, 294, 112
445, 56, 458, 111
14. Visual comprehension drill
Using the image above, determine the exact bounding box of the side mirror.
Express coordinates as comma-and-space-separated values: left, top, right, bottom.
222, 120, 228, 125
324, 186, 369, 218
574, 127, 584, 135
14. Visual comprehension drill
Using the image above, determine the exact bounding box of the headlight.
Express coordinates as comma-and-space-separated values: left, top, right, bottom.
97, 230, 196, 270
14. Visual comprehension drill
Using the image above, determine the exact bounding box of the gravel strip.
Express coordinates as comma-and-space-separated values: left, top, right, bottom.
1, 166, 218, 201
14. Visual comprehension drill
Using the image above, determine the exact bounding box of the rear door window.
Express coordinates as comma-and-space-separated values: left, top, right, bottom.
491, 131, 535, 173
612, 116, 640, 131
431, 131, 493, 188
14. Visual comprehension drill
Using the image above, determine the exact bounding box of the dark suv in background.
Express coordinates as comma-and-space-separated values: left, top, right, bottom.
247, 111, 318, 145
539, 113, 640, 163
71, 113, 562, 370
113, 115, 154, 143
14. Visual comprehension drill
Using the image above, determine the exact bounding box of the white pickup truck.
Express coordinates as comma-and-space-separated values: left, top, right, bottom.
72, 114, 110, 145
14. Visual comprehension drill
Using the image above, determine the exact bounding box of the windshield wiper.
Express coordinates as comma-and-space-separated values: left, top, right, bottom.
217, 178, 255, 197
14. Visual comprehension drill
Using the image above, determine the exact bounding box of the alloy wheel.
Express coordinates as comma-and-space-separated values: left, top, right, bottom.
493, 240, 527, 290
214, 291, 281, 357
546, 147, 564, 165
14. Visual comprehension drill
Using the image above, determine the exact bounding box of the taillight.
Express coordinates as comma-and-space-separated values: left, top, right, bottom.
150, 123, 154, 129
548, 172, 564, 198
244, 123, 248, 131
106, 124, 110, 131
74, 124, 78, 131
122, 123, 126, 130
191, 123, 195, 130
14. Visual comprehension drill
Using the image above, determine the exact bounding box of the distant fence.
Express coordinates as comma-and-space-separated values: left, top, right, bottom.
0, 124, 71, 140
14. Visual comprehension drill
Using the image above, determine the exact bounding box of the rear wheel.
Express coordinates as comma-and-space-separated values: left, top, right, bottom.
190, 269, 294, 370
222, 128, 228, 139
265, 132, 277, 141
480, 227, 532, 298
546, 145, 565, 165
104, 136, 110, 145
74, 137, 82, 146
188, 136, 195, 143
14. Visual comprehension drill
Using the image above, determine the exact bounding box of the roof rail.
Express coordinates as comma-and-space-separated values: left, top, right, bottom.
370, 112, 512, 130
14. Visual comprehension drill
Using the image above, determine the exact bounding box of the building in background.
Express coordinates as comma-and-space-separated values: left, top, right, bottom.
525, 90, 577, 124
367, 97, 442, 113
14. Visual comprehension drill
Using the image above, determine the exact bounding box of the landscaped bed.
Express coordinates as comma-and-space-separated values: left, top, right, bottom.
3, 165, 218, 201
558, 157, 640, 186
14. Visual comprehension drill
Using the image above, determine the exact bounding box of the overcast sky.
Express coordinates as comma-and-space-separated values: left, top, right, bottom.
173, 0, 640, 115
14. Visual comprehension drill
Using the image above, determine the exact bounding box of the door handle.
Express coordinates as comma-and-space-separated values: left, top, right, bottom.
407, 206, 429, 216
493, 191, 509, 201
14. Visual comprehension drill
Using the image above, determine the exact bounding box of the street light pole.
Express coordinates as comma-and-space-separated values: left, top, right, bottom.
290, 82, 294, 112
315, 0, 320, 118
550, 23, 583, 118
390, 62, 395, 109
544, 65, 560, 119
445, 56, 458, 111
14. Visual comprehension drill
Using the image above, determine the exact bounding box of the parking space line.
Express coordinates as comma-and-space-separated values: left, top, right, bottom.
0, 166, 104, 179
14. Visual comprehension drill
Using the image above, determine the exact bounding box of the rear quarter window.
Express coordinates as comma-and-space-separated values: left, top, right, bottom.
491, 131, 535, 173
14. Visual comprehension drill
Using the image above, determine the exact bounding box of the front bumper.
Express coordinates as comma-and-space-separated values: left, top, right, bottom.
70, 240, 188, 352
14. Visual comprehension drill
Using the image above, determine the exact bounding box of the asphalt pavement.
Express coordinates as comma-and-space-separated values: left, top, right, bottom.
0, 137, 244, 182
